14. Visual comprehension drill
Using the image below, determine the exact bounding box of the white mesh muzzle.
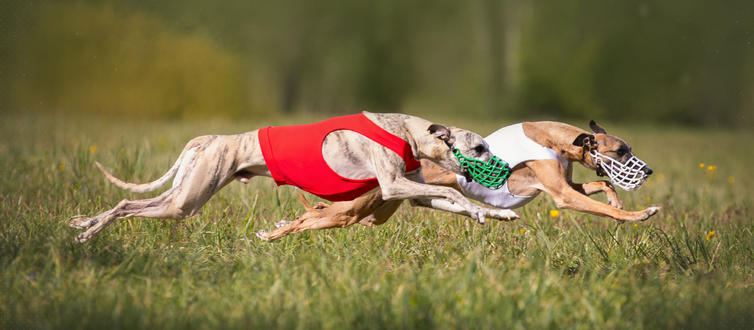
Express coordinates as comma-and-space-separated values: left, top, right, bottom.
590, 150, 649, 191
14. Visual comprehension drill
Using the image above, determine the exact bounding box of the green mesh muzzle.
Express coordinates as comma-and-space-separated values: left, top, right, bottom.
452, 148, 511, 189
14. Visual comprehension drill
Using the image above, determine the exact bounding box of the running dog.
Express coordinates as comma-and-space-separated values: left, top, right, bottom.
69, 112, 518, 243
256, 120, 660, 241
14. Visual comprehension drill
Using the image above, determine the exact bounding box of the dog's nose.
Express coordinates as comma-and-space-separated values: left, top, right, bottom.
642, 166, 653, 176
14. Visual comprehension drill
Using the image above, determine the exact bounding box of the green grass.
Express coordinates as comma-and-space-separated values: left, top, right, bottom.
1, 113, 752, 329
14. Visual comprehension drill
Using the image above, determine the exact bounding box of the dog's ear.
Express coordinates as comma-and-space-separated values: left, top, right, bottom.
572, 133, 595, 148
589, 120, 607, 134
428, 124, 455, 145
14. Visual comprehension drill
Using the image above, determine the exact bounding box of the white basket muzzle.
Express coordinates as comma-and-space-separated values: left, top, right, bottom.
590, 150, 651, 191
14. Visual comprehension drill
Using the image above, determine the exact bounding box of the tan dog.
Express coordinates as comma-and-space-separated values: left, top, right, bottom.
69, 112, 518, 243
257, 120, 660, 241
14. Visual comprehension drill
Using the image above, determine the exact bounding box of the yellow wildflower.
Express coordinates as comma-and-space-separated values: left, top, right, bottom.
699, 163, 705, 168
58, 163, 65, 170
120, 147, 125, 153
707, 165, 717, 171
89, 145, 97, 153
519, 228, 526, 234
634, 223, 638, 228
728, 176, 735, 184
705, 231, 716, 241
549, 209, 560, 218
645, 197, 652, 203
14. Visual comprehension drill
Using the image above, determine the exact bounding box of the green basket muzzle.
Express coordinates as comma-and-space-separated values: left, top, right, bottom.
452, 148, 511, 189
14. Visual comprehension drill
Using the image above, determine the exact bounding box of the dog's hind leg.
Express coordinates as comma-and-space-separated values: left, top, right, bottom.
256, 190, 398, 241
256, 210, 359, 242
357, 191, 401, 227
71, 135, 254, 242
72, 190, 189, 243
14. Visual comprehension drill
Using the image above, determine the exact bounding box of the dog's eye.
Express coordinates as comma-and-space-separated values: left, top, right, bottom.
474, 145, 486, 154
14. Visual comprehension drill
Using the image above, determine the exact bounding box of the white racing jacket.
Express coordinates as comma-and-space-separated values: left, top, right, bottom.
455, 123, 568, 209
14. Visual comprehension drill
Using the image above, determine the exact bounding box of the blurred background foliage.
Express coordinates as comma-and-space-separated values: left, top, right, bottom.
1, 0, 752, 126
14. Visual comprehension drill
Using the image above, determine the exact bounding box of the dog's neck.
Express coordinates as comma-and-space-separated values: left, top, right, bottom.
521, 121, 597, 168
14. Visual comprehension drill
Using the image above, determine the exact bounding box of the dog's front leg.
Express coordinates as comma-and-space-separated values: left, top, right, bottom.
371, 158, 487, 223
569, 181, 624, 209
381, 176, 486, 223
530, 160, 659, 222
409, 198, 518, 221
564, 163, 624, 209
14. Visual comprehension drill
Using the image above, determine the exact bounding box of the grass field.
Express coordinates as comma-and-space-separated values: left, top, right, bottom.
1, 113, 752, 329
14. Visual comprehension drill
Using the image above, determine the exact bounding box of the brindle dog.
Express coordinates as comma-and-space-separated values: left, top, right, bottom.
69, 112, 519, 243
256, 120, 660, 241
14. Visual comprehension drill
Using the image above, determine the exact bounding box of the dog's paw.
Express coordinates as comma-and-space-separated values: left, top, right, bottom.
75, 232, 92, 243
68, 217, 96, 230
469, 207, 487, 224
314, 202, 330, 210
494, 209, 519, 221
274, 219, 291, 229
256, 230, 272, 241
608, 198, 625, 210
642, 206, 661, 221
621, 206, 661, 223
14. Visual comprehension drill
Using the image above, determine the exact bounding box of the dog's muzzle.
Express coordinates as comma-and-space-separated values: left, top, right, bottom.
590, 150, 651, 191
452, 148, 511, 189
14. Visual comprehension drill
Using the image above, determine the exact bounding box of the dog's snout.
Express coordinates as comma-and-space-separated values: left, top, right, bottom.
642, 166, 653, 176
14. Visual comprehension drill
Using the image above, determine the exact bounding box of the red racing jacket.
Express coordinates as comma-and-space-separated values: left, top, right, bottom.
258, 113, 421, 201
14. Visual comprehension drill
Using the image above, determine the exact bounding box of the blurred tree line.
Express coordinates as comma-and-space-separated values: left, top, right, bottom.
1, 0, 752, 126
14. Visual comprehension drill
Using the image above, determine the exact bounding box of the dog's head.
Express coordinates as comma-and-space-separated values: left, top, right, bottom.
419, 124, 495, 177
572, 120, 653, 191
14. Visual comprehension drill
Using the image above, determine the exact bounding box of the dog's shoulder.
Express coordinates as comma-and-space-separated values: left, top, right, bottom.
362, 111, 428, 138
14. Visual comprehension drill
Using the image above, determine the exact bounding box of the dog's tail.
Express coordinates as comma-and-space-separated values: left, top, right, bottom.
95, 146, 195, 193
297, 192, 317, 212
296, 191, 331, 213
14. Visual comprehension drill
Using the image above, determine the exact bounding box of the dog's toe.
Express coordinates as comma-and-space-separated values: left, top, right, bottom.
491, 209, 518, 221
68, 217, 94, 230
638, 206, 661, 221
75, 233, 91, 243
256, 230, 271, 241
502, 210, 519, 220
646, 206, 661, 217
274, 220, 291, 229
609, 200, 625, 209
68, 219, 84, 229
